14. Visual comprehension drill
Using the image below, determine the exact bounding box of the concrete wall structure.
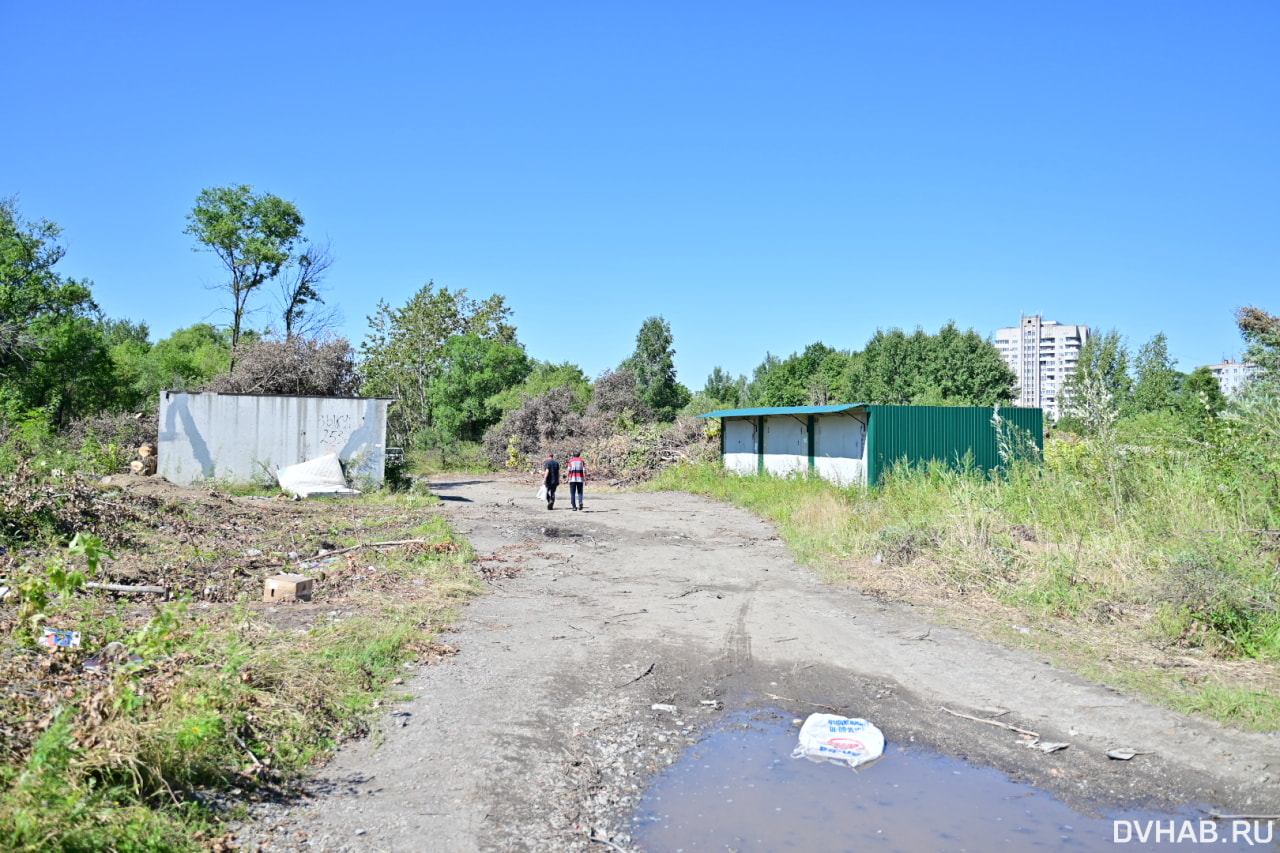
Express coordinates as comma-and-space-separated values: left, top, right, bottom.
158, 391, 393, 488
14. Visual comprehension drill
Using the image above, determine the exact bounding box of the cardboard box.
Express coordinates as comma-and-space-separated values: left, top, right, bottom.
264, 574, 314, 602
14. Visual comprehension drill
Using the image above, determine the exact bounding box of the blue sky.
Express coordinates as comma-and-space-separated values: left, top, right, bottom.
5, 1, 1277, 389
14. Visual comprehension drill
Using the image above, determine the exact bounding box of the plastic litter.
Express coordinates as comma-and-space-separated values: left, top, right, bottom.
1107, 748, 1153, 760
38, 628, 81, 649
791, 713, 885, 770
83, 641, 142, 671
276, 453, 361, 499
1026, 740, 1070, 753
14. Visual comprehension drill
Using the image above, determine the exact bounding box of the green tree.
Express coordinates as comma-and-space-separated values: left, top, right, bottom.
121, 324, 231, 406
754, 343, 834, 406
620, 316, 689, 420
0, 198, 116, 423
1236, 305, 1280, 388
846, 328, 932, 404
185, 185, 305, 367
360, 282, 516, 446
743, 353, 780, 407
703, 367, 748, 409
1180, 366, 1228, 424
1062, 330, 1130, 430
488, 360, 592, 416
423, 334, 531, 444
100, 318, 153, 411
1129, 333, 1179, 415
925, 323, 1016, 406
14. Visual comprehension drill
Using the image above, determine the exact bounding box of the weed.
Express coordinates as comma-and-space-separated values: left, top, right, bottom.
0, 491, 483, 852
1155, 546, 1278, 658
651, 456, 1280, 730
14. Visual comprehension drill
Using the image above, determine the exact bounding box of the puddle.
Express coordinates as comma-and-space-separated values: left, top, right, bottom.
632, 709, 1276, 852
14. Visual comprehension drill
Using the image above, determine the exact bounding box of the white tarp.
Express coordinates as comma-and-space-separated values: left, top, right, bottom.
276, 453, 361, 498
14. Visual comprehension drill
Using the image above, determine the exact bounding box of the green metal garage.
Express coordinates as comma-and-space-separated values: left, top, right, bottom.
697, 404, 1043, 486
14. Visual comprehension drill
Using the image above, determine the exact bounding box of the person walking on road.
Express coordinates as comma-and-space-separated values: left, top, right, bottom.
567, 451, 586, 511
542, 452, 560, 510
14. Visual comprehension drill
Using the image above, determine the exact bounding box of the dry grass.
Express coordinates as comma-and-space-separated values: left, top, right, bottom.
0, 481, 483, 853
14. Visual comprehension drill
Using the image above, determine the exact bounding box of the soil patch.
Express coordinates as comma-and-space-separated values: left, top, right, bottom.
229, 474, 1279, 852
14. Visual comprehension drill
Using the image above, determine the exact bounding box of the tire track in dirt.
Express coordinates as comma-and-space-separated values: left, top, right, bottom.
234, 475, 1280, 853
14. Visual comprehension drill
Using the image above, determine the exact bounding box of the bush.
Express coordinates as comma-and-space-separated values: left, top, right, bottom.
1155, 546, 1278, 657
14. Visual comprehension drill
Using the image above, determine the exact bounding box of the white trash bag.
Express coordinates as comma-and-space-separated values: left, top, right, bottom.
537, 484, 548, 501
277, 453, 361, 499
791, 713, 885, 770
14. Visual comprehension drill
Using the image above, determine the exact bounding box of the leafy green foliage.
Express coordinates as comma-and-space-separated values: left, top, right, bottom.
0, 198, 125, 425
487, 360, 592, 416
420, 334, 531, 445
1179, 366, 1227, 427
702, 366, 748, 409
1236, 305, 1280, 383
620, 316, 690, 420
14, 533, 106, 638
185, 185, 305, 365
1128, 333, 1179, 416
141, 324, 230, 396
1061, 330, 1130, 430
359, 282, 517, 446
751, 342, 852, 406
743, 323, 1014, 409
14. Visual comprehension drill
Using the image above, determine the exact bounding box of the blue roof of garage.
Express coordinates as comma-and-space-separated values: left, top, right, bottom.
696, 404, 868, 418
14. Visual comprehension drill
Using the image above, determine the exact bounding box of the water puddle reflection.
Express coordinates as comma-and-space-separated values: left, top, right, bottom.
632, 709, 1275, 852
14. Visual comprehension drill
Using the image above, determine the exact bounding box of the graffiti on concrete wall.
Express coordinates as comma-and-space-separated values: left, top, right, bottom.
319, 412, 355, 451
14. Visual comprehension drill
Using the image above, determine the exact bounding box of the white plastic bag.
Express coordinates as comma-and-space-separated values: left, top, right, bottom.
537, 484, 548, 501
791, 713, 885, 769
277, 453, 361, 498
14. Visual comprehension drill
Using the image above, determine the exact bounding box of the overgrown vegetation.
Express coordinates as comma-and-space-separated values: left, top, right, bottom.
653, 377, 1280, 728
5, 189, 1280, 844
0, 458, 480, 852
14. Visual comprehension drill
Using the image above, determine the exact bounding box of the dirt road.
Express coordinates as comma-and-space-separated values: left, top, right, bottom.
239, 476, 1279, 852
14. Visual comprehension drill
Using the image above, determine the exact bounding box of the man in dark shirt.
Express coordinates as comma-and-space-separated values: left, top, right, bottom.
542, 453, 560, 510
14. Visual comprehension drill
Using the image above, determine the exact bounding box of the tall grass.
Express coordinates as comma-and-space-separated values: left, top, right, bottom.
652, 433, 1280, 727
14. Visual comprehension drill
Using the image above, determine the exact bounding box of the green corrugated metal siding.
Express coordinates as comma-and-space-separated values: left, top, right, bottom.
864, 406, 1043, 486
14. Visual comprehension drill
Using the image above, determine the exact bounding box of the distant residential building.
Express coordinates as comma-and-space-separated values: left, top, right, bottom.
1204, 359, 1260, 397
994, 316, 1090, 420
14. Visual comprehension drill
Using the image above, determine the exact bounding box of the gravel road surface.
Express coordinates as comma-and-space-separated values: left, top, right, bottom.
235, 475, 1279, 852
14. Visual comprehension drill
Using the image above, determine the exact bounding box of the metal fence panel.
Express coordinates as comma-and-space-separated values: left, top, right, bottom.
865, 405, 1043, 485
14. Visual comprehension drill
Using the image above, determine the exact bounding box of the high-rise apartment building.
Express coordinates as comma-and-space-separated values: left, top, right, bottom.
1205, 359, 1260, 397
994, 316, 1090, 419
